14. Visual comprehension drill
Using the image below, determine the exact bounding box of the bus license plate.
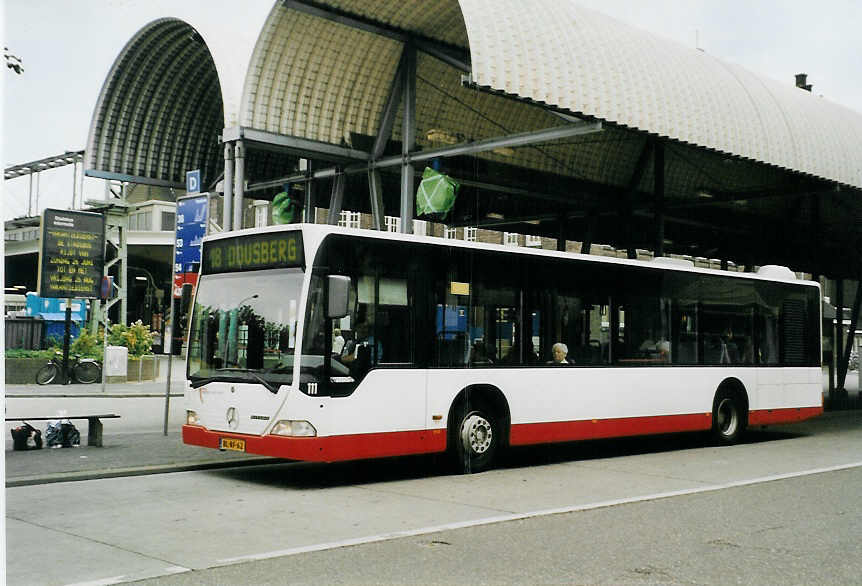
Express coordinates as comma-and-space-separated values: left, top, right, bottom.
220, 438, 245, 452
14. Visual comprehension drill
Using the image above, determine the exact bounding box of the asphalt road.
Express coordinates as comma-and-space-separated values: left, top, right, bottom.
136, 467, 862, 586
5, 411, 862, 585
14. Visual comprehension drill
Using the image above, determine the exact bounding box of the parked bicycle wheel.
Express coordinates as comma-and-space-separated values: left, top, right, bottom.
74, 361, 101, 384
36, 363, 59, 385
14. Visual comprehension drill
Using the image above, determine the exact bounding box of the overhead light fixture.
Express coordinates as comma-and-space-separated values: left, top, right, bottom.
492, 147, 515, 157
135, 276, 147, 281
426, 129, 458, 144
486, 212, 504, 219
695, 189, 713, 199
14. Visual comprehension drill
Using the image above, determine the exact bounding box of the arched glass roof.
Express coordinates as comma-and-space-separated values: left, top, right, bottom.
86, 18, 224, 188
460, 0, 862, 190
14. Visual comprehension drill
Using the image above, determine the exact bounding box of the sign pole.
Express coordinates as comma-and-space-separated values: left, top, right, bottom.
164, 241, 177, 436
163, 302, 174, 436
62, 298, 72, 384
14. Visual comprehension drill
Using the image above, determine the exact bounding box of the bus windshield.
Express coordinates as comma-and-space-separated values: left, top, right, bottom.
187, 268, 303, 391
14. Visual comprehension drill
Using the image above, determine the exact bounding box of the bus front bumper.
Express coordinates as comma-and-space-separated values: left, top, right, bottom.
182, 424, 446, 463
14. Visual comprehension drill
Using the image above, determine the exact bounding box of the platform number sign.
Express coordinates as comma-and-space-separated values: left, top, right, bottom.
173, 194, 209, 298
186, 169, 201, 194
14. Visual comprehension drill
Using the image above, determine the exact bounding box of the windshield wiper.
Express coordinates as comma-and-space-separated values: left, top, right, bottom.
263, 361, 291, 374
189, 368, 282, 393
249, 371, 280, 394
190, 376, 214, 389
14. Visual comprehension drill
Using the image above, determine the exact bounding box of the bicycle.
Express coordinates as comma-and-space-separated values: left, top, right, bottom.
36, 352, 102, 385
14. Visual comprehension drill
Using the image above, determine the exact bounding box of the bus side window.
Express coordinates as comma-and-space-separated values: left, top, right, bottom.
377, 277, 410, 364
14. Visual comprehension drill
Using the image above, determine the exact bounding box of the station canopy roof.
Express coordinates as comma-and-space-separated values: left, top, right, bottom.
86, 0, 862, 277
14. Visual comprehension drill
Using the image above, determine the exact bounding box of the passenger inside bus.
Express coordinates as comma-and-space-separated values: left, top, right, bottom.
469, 340, 494, 365
546, 342, 574, 365
719, 327, 740, 364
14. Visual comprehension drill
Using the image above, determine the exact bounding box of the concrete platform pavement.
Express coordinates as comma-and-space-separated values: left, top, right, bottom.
4, 431, 273, 487
4, 354, 276, 486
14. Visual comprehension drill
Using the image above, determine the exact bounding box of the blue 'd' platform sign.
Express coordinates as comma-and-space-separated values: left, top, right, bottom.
173, 194, 208, 298
186, 169, 201, 194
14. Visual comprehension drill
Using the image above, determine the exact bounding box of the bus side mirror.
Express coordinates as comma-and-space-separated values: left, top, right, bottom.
327, 275, 350, 319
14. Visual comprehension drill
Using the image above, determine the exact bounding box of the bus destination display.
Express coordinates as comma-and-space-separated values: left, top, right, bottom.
202, 232, 303, 274
37, 209, 106, 299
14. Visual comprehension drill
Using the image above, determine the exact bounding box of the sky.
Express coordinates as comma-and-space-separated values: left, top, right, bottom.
2, 0, 861, 222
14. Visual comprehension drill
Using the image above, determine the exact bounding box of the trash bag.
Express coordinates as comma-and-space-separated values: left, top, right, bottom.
272, 189, 302, 224
61, 423, 80, 448
416, 167, 459, 218
46, 419, 79, 448
45, 421, 63, 448
11, 424, 42, 451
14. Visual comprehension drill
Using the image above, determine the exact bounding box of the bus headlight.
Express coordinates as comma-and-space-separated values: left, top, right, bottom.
186, 410, 200, 426
271, 420, 317, 437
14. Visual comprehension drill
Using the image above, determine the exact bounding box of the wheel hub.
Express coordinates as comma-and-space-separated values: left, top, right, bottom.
717, 398, 738, 436
461, 413, 493, 455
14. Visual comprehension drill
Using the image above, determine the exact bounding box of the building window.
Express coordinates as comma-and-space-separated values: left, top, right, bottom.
413, 219, 427, 236
384, 216, 401, 233
254, 204, 268, 228
525, 235, 542, 247
444, 225, 457, 239
129, 211, 152, 231
504, 232, 519, 247
161, 211, 176, 231
338, 210, 360, 229
464, 227, 477, 242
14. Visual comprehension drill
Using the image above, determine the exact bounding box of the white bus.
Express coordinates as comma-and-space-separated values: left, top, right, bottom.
183, 224, 822, 472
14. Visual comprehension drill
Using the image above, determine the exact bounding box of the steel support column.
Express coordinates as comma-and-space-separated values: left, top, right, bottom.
368, 169, 385, 230
301, 159, 314, 223
399, 43, 416, 235
653, 141, 665, 257
582, 212, 596, 254
233, 140, 245, 230
621, 138, 653, 259
557, 216, 567, 252
834, 280, 844, 395
326, 170, 346, 225
838, 280, 861, 391
223, 142, 235, 231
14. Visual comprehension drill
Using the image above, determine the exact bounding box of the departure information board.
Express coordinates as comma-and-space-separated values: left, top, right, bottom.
37, 209, 105, 299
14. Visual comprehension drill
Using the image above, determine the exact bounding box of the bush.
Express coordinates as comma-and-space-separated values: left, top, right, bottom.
5, 348, 55, 359
108, 320, 154, 358
70, 329, 103, 361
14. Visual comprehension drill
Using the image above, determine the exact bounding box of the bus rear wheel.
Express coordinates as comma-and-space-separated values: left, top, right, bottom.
712, 392, 746, 445
452, 405, 498, 474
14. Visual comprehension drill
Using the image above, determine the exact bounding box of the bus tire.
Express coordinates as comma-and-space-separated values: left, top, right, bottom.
451, 403, 498, 474
712, 390, 746, 445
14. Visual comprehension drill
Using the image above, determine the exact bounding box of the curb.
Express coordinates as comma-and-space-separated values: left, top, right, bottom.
6, 393, 184, 399
6, 456, 279, 488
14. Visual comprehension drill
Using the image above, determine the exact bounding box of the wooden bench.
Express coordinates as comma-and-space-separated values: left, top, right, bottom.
6, 414, 121, 447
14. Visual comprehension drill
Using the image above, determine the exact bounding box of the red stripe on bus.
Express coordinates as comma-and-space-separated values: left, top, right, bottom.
748, 406, 823, 426
509, 407, 823, 446
182, 425, 447, 463
183, 406, 822, 463
509, 413, 712, 445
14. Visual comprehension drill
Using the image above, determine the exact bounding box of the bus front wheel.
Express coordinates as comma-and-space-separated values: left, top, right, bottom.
452, 405, 498, 474
712, 391, 746, 445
